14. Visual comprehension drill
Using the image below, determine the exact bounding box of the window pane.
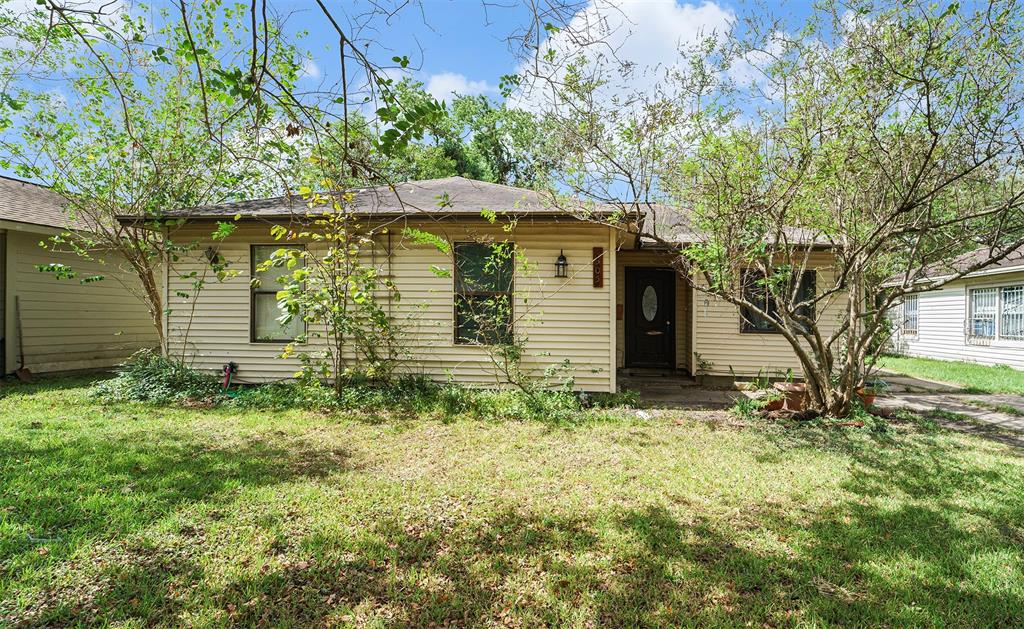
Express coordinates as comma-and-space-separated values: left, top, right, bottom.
741, 270, 772, 331
253, 293, 303, 341
641, 285, 658, 321
741, 269, 814, 332
455, 243, 513, 293
970, 288, 997, 338
796, 271, 816, 324
454, 242, 514, 345
456, 294, 511, 344
253, 245, 302, 288
1001, 286, 1024, 339
903, 295, 918, 334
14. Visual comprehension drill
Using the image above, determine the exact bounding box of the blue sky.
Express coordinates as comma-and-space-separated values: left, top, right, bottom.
281, 0, 768, 103
281, 0, 549, 101
3, 0, 815, 182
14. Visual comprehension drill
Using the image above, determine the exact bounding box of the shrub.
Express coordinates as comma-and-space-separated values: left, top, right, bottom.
92, 350, 221, 404
92, 354, 633, 425
228, 380, 339, 410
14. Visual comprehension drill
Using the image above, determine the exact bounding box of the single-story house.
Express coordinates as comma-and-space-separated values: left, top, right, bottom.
889, 245, 1024, 370
124, 177, 844, 392
0, 176, 157, 375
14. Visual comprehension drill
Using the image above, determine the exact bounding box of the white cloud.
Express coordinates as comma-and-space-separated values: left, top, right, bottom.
726, 31, 786, 88
512, 0, 734, 111
1, 0, 138, 50
425, 72, 494, 102
300, 57, 321, 80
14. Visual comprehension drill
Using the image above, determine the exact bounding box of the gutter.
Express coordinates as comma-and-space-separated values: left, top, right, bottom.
883, 264, 1024, 288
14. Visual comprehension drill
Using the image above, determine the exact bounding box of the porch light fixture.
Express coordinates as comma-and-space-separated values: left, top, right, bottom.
555, 250, 568, 278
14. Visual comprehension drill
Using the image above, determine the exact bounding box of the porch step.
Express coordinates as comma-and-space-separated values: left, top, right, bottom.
614, 368, 696, 393
619, 368, 694, 380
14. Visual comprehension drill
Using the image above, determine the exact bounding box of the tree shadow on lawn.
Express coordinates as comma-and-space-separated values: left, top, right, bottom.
198, 428, 1024, 628
192, 498, 1023, 627
8, 419, 1024, 626
0, 427, 352, 624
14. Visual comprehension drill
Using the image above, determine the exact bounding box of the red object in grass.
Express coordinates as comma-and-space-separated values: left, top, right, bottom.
857, 388, 876, 406
773, 382, 808, 411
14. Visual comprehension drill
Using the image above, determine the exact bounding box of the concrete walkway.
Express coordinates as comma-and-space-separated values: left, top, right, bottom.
875, 394, 1024, 448
873, 368, 1024, 437
620, 368, 1024, 446
875, 394, 1024, 431
618, 372, 743, 409
876, 372, 963, 394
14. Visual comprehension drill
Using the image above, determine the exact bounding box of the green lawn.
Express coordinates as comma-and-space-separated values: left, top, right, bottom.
878, 355, 1024, 395
2, 378, 1024, 627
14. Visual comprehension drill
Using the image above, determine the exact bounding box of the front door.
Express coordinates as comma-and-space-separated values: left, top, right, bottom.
624, 267, 675, 367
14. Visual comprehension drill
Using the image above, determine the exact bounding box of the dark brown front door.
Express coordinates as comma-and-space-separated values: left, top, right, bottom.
624, 267, 675, 367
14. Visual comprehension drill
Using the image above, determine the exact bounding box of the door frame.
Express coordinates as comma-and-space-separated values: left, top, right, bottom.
623, 266, 676, 368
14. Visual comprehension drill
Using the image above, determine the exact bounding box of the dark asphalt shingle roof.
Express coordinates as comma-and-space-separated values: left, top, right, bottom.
919, 244, 1024, 279
116, 175, 832, 248
119, 177, 622, 221
636, 203, 833, 248
0, 176, 85, 230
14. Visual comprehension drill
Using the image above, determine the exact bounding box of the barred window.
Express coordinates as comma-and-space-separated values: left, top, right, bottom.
902, 294, 919, 335
1000, 285, 1024, 340
968, 287, 997, 339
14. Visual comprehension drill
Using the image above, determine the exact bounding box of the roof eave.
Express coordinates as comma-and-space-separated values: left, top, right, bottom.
117, 210, 627, 225
883, 263, 1024, 287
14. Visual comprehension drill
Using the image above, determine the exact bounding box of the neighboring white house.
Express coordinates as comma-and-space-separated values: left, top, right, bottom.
0, 176, 157, 374
890, 245, 1024, 370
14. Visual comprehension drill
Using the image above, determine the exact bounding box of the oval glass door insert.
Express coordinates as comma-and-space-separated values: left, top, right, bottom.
641, 285, 658, 321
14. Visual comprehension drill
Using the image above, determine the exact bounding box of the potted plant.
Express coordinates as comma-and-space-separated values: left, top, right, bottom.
773, 381, 808, 411
760, 389, 786, 412
857, 379, 888, 407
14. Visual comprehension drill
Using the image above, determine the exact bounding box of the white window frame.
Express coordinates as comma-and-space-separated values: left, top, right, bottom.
999, 284, 1024, 341
902, 294, 919, 336
963, 281, 1024, 345
968, 287, 997, 341
250, 244, 306, 344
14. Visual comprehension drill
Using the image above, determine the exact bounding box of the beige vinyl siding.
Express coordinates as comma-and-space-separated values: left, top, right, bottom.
4, 229, 157, 373
692, 252, 846, 378
894, 271, 1024, 370
615, 249, 690, 371
0, 231, 5, 365
165, 220, 616, 391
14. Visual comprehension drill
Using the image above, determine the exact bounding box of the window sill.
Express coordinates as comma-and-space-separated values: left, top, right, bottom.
967, 336, 1024, 346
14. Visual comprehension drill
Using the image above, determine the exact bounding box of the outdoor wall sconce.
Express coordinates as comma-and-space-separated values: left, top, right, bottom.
555, 250, 568, 278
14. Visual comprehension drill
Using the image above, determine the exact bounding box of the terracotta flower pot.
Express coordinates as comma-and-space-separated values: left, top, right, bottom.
773, 382, 808, 411
763, 397, 785, 412
857, 388, 876, 407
